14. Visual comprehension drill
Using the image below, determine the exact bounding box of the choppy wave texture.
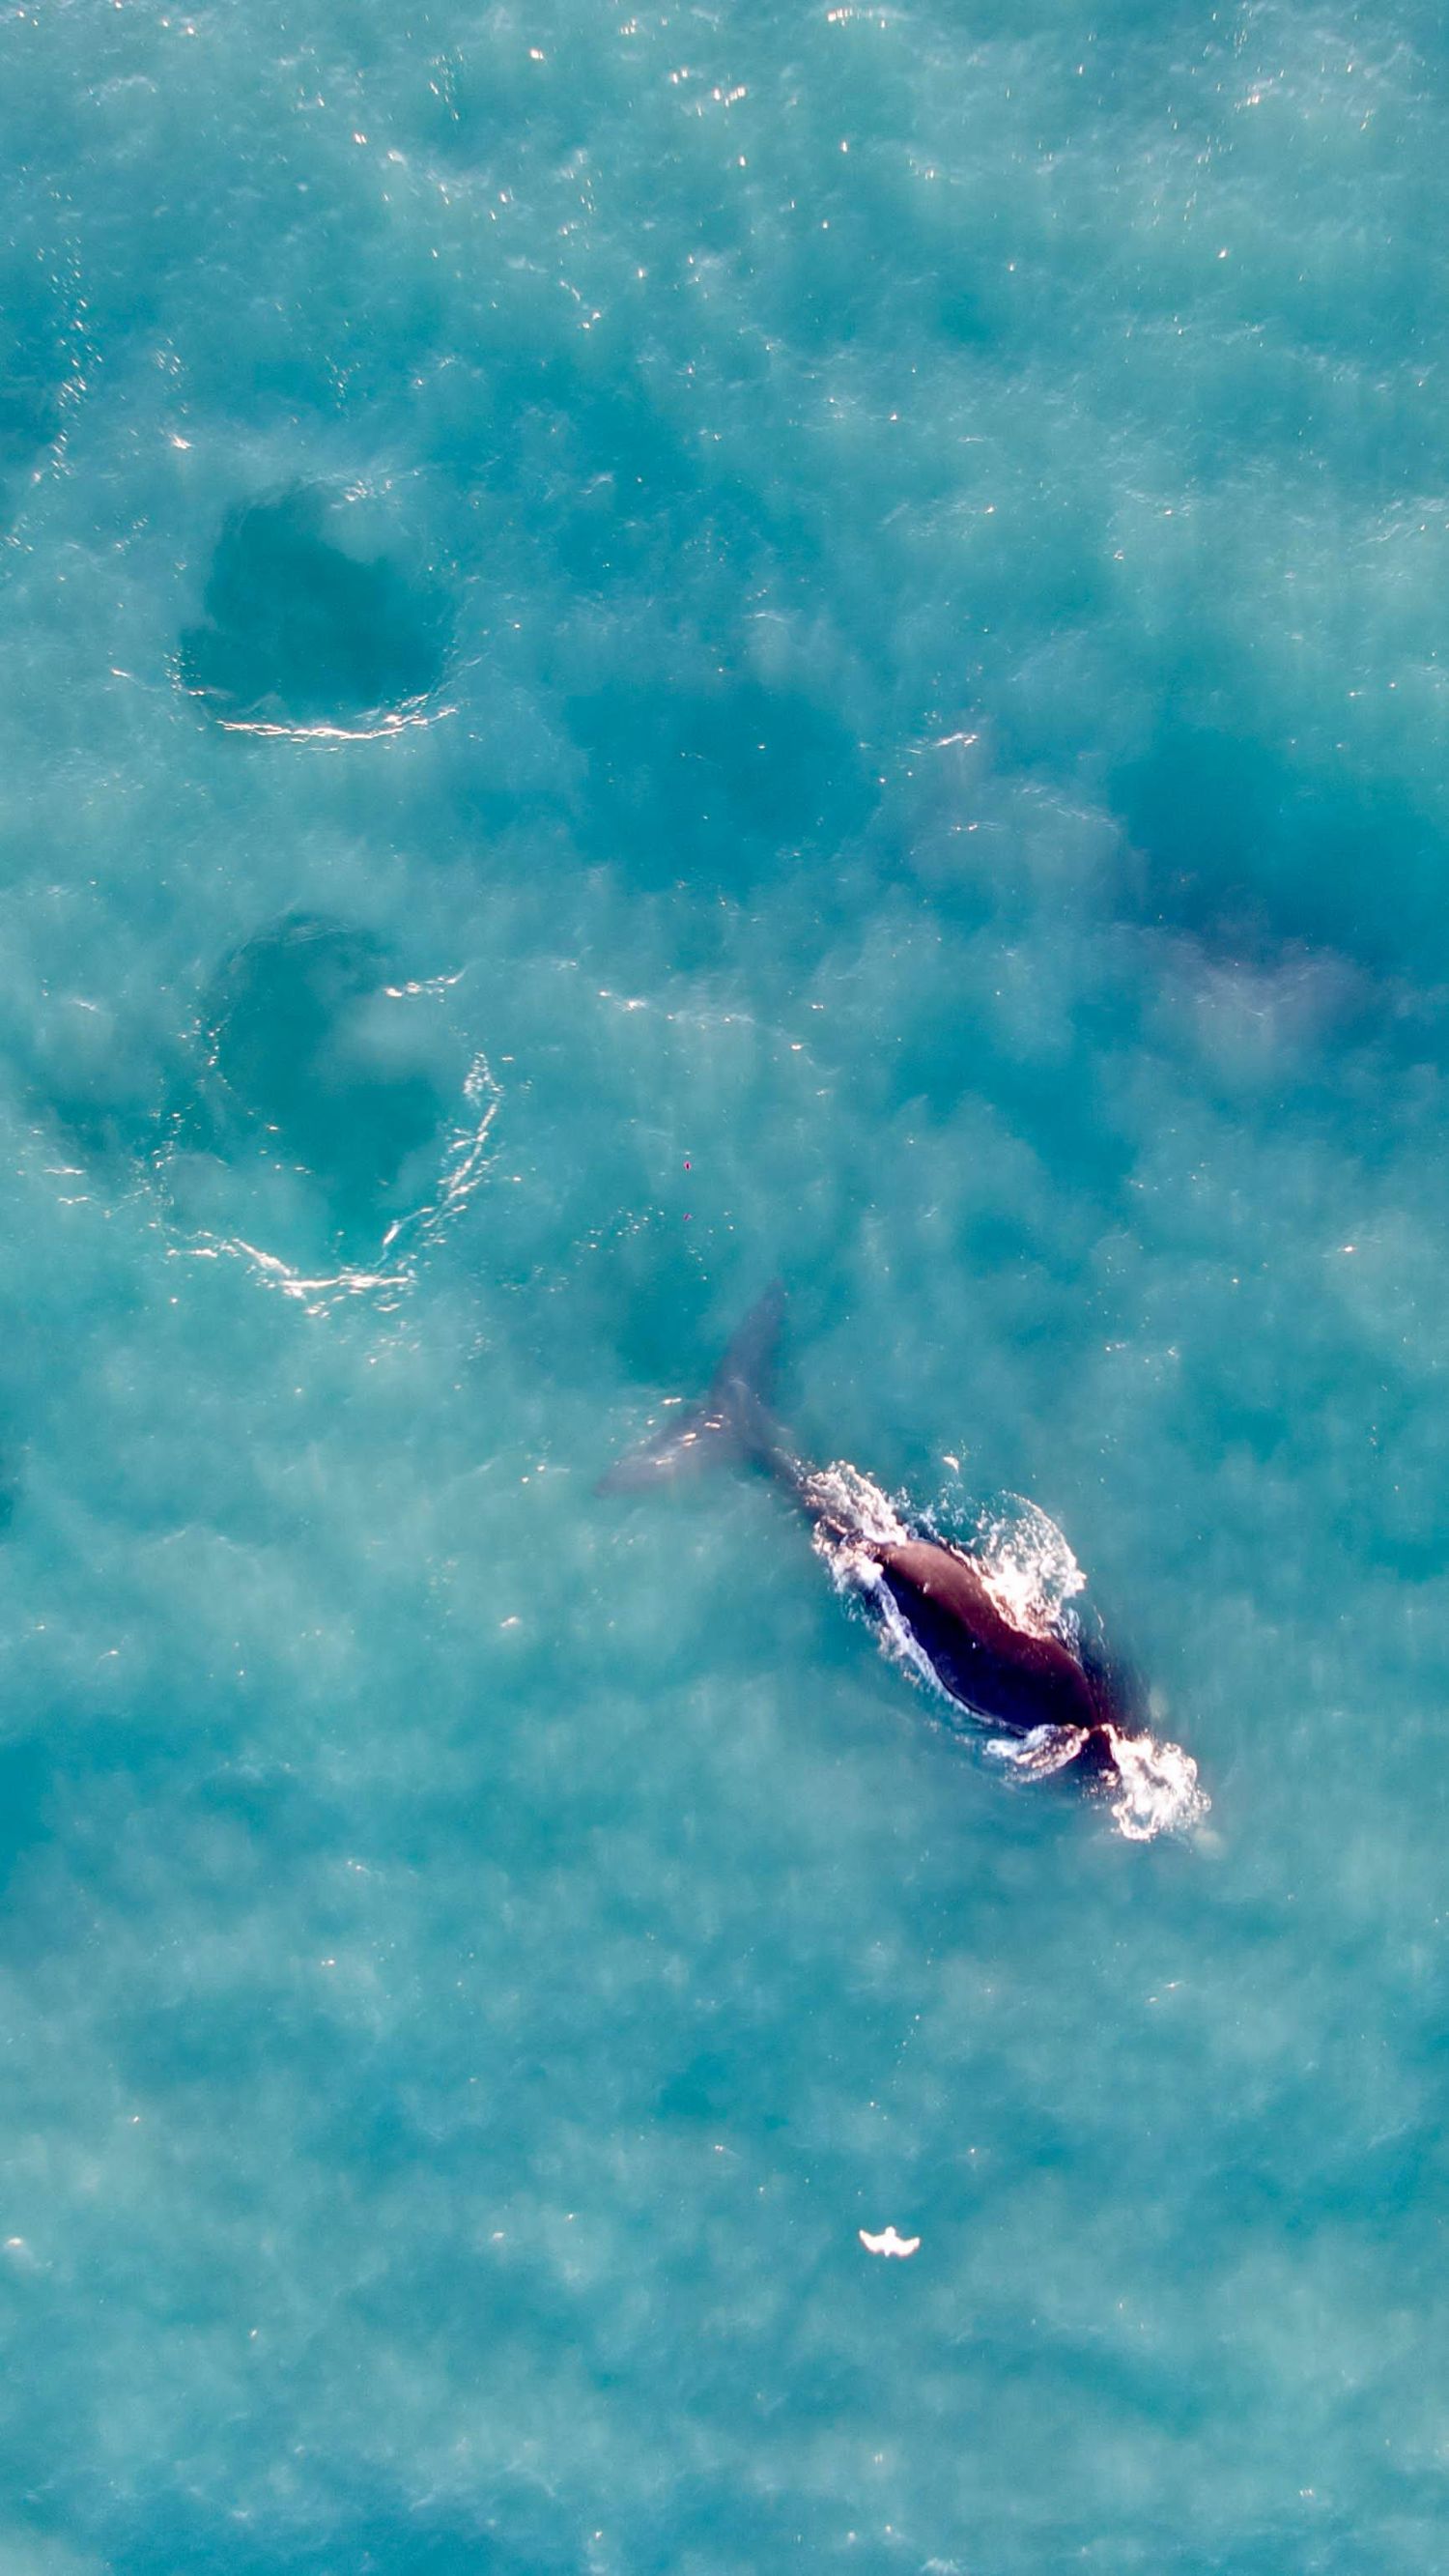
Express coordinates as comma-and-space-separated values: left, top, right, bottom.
809, 1470, 1208, 1843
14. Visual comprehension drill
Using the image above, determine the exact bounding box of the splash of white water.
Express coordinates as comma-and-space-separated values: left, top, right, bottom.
803, 1459, 910, 1554
973, 1492, 1086, 1643
1101, 1726, 1211, 1843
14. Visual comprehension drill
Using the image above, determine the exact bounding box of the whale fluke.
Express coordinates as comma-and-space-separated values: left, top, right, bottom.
598, 1282, 787, 1493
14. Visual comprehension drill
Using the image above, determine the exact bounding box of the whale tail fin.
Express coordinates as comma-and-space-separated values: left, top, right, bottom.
598, 1282, 788, 1495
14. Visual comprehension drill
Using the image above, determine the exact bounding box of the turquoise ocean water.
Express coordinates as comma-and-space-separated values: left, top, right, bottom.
4, 1, 1449, 2567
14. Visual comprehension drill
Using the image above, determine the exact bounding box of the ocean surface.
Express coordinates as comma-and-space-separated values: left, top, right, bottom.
2, 1, 1448, 2568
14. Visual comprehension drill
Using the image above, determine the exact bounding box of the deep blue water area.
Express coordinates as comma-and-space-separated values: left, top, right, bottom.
4, 2, 1449, 2569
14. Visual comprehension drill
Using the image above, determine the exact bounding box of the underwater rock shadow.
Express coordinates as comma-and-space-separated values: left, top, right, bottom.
178, 488, 450, 734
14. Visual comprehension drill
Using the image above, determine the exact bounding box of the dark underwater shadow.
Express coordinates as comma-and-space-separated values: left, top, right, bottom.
86, 2496, 572, 2576
565, 669, 874, 892
0, 912, 491, 1292
200, 915, 444, 1219
178, 489, 450, 732
1110, 717, 1449, 981
155, 912, 469, 1272
523, 363, 808, 596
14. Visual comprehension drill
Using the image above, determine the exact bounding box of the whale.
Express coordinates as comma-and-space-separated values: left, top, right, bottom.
600, 1285, 1146, 1793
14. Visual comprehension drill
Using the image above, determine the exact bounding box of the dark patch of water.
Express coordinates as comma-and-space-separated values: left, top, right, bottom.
178, 491, 449, 730
96, 2494, 569, 2576
1112, 719, 1446, 977
568, 672, 872, 887
188, 913, 446, 1242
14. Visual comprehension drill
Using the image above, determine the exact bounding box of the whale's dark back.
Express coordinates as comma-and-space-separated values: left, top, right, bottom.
867, 1535, 1123, 1762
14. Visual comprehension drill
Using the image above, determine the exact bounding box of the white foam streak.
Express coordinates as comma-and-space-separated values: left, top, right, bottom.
172, 1233, 411, 1315
209, 699, 456, 744
380, 1051, 501, 1257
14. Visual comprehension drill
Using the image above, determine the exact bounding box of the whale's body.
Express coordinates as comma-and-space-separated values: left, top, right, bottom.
602, 1286, 1129, 1787
844, 1532, 1121, 1762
